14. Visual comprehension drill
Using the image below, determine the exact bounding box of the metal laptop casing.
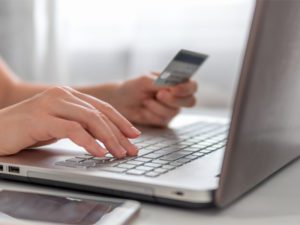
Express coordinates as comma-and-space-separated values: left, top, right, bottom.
216, 0, 300, 207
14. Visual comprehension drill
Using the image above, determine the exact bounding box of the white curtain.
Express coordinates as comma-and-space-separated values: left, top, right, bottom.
0, 0, 255, 108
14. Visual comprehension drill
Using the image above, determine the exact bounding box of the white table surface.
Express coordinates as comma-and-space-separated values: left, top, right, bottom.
0, 109, 299, 225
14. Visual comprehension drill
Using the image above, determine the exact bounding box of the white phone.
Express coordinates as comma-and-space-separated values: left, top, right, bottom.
0, 190, 140, 225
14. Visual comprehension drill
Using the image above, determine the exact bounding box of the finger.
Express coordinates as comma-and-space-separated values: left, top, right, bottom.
143, 98, 179, 119
64, 87, 141, 138
103, 117, 138, 157
48, 118, 108, 157
168, 80, 198, 97
141, 108, 169, 127
156, 90, 197, 108
52, 101, 127, 158
59, 91, 133, 158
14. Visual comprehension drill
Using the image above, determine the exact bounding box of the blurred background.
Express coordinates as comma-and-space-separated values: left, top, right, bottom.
0, 0, 254, 109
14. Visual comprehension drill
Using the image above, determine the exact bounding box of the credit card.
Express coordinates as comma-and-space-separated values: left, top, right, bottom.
155, 49, 208, 86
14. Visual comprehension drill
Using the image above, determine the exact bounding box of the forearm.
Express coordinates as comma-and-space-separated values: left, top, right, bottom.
4, 82, 122, 110
5, 82, 121, 108
1, 58, 121, 108
4, 82, 52, 107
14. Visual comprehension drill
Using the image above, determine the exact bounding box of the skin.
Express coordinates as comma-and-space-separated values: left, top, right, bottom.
0, 59, 197, 158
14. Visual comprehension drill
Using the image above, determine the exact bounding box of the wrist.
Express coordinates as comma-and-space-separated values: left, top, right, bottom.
75, 81, 123, 106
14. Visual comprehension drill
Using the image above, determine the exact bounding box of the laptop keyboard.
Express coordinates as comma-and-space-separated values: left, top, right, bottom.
55, 121, 229, 177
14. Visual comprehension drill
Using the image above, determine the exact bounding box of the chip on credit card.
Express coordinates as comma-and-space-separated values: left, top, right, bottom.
155, 49, 208, 86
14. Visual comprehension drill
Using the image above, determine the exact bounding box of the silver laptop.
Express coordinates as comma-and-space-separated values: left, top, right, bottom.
1, 0, 300, 207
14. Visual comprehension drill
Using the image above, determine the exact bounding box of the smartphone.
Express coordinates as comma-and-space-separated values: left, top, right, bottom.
0, 190, 140, 225
155, 49, 208, 86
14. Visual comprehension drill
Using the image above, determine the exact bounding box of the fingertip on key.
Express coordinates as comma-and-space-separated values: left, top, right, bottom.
130, 126, 142, 137
127, 144, 139, 157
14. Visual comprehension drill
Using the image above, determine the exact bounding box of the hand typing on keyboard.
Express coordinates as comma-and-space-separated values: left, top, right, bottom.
56, 122, 228, 177
0, 86, 141, 159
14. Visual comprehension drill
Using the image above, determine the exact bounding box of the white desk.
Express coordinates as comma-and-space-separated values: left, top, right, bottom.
1, 110, 300, 225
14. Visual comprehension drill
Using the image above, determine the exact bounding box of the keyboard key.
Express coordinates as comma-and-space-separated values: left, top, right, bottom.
154, 148, 178, 155
66, 158, 84, 163
143, 153, 164, 159
126, 160, 144, 166
153, 142, 172, 148
169, 161, 184, 167
137, 148, 155, 156
117, 164, 136, 169
75, 155, 94, 160
160, 151, 190, 161
80, 160, 97, 167
136, 143, 152, 149
93, 156, 111, 161
145, 172, 160, 177
206, 146, 218, 151
192, 152, 205, 157
184, 155, 199, 160
127, 169, 146, 175
182, 147, 201, 152
190, 137, 206, 142
161, 165, 176, 170
200, 149, 214, 153
175, 158, 192, 164
190, 143, 209, 148
144, 163, 161, 168
135, 166, 153, 172
92, 158, 114, 164
135, 157, 152, 162
152, 159, 169, 165
154, 168, 168, 174
179, 141, 197, 146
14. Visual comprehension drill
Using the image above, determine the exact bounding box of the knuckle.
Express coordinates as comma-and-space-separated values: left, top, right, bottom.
87, 109, 101, 120
101, 102, 114, 112
61, 86, 74, 91
46, 86, 70, 98
39, 86, 69, 108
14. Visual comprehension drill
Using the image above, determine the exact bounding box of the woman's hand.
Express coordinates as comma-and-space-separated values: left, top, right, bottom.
0, 86, 141, 158
110, 73, 198, 127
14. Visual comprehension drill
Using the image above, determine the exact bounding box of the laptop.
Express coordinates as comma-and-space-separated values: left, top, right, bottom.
1, 0, 300, 208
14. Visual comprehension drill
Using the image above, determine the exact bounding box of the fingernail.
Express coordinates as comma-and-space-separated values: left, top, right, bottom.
131, 126, 141, 136
131, 144, 139, 155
